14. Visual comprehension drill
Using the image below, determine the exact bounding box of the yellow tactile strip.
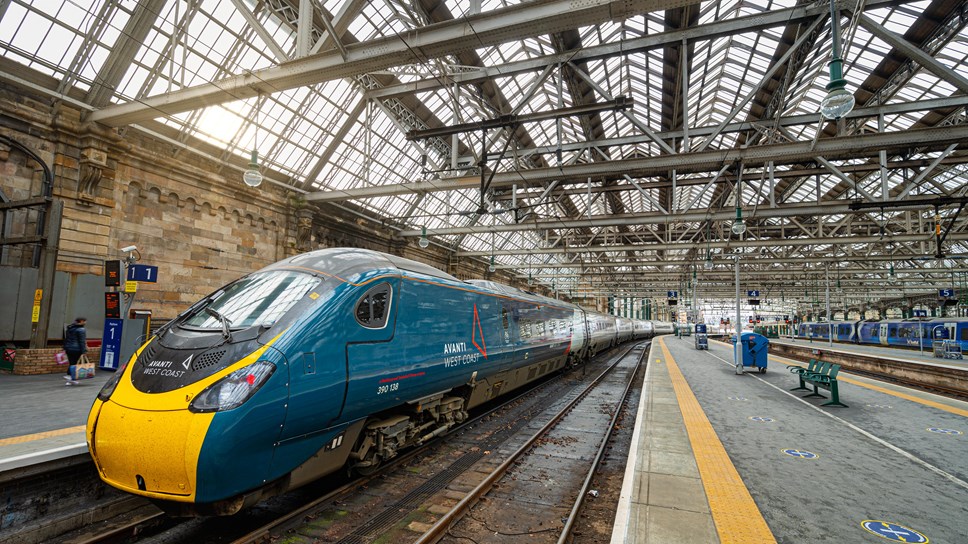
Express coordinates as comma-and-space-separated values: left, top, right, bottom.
0, 425, 86, 447
658, 338, 776, 544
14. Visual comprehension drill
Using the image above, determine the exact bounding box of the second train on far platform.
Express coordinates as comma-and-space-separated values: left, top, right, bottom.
795, 317, 968, 350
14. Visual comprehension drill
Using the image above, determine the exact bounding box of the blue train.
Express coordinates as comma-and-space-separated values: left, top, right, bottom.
87, 248, 659, 515
795, 318, 968, 350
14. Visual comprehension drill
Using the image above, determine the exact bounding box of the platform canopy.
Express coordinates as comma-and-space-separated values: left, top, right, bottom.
2, 0, 967, 310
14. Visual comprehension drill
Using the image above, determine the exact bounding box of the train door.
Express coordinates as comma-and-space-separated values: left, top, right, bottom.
879, 323, 889, 345
944, 322, 958, 346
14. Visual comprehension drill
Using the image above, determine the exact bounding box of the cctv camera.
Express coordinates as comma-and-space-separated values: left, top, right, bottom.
121, 245, 138, 252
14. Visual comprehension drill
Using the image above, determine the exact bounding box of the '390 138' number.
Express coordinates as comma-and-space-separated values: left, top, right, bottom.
377, 382, 399, 395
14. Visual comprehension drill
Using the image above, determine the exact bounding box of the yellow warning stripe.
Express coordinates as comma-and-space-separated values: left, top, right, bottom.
777, 357, 968, 419
659, 338, 776, 544
0, 425, 86, 447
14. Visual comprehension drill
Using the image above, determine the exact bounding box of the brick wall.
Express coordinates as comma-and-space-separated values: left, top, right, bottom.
3, 347, 103, 375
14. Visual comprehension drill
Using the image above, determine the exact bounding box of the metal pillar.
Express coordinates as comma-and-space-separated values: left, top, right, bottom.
735, 255, 743, 374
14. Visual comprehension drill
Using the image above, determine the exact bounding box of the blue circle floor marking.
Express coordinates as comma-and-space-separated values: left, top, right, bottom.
781, 448, 818, 459
861, 520, 928, 543
748, 416, 774, 422
927, 427, 963, 435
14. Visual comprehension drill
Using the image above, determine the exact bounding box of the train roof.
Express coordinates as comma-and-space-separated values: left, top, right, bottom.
269, 247, 459, 282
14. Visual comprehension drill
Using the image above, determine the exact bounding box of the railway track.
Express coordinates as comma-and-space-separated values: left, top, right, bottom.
30, 344, 643, 544
415, 342, 647, 544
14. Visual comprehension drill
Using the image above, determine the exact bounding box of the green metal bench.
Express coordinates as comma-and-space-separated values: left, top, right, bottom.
787, 358, 819, 379
792, 361, 847, 407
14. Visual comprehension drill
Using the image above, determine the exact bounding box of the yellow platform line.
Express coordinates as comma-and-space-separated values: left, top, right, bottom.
659, 338, 776, 544
0, 425, 87, 447
777, 357, 968, 418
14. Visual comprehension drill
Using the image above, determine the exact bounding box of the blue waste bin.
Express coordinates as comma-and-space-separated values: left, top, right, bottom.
739, 332, 768, 373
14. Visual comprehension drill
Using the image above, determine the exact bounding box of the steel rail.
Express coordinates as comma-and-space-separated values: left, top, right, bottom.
556, 343, 648, 544
228, 353, 602, 544
413, 341, 646, 544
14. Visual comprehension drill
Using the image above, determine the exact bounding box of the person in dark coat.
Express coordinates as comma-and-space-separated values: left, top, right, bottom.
64, 317, 88, 377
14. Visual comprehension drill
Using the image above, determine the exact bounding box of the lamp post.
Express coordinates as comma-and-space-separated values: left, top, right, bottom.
826, 264, 832, 346
734, 253, 743, 375
820, 1, 855, 120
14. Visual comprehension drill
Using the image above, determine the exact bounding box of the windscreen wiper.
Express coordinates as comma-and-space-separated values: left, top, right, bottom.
205, 307, 233, 341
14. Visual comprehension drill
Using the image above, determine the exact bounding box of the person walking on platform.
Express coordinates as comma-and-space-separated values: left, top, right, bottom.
64, 317, 87, 382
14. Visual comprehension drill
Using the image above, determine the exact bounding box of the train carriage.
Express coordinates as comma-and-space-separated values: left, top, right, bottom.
86, 248, 648, 516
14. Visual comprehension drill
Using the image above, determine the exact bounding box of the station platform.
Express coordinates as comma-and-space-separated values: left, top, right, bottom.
0, 371, 109, 476
612, 335, 968, 544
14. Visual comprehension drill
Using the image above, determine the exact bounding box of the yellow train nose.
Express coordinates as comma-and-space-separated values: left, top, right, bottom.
91, 400, 215, 501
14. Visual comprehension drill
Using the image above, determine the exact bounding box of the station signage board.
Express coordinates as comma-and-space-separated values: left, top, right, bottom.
99, 318, 124, 370
939, 288, 955, 298
127, 264, 159, 283
667, 291, 678, 298
913, 309, 927, 317
747, 290, 760, 297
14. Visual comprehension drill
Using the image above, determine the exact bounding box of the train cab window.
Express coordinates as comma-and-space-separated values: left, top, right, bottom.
355, 283, 392, 329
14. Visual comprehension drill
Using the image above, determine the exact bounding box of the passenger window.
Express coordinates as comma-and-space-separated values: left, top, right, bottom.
502, 308, 509, 330
355, 283, 392, 329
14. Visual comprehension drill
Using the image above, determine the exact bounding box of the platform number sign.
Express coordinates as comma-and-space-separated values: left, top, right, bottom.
747, 290, 760, 297
127, 264, 159, 283
861, 521, 927, 543
913, 309, 927, 317
939, 288, 954, 298
99, 318, 124, 370
667, 291, 678, 298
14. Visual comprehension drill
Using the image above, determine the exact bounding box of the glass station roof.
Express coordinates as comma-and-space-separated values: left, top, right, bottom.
1, 0, 966, 305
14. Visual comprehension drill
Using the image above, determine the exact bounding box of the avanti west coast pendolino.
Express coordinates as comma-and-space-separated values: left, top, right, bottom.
86, 248, 657, 516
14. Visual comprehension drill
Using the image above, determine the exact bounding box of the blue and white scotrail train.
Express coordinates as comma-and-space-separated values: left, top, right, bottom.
86, 248, 656, 515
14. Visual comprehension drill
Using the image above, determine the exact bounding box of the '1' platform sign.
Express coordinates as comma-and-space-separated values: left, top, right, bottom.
127, 264, 159, 282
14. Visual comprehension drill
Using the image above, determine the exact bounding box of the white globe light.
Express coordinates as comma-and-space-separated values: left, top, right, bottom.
731, 219, 747, 235
418, 236, 430, 248
242, 168, 263, 187
488, 264, 496, 273
820, 88, 855, 120
704, 258, 713, 270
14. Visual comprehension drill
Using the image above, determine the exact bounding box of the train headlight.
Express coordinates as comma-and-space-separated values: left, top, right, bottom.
189, 360, 276, 413
97, 363, 128, 402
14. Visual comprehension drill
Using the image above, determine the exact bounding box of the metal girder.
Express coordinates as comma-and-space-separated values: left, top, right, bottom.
84, 0, 166, 107
482, 96, 968, 162
858, 14, 968, 95
455, 232, 968, 257
494, 254, 968, 269
228, 0, 289, 62
87, 0, 691, 126
305, 123, 968, 202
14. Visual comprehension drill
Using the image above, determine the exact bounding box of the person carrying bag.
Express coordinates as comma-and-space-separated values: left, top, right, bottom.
64, 317, 93, 385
